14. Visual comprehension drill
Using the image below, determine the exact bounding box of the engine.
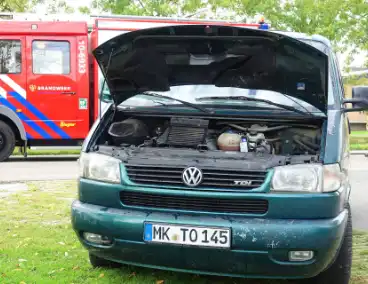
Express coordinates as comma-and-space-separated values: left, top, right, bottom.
217, 130, 272, 153
214, 122, 321, 155
106, 116, 322, 156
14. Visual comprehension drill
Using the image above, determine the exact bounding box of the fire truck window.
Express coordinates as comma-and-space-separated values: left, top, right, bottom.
32, 41, 70, 75
0, 40, 21, 74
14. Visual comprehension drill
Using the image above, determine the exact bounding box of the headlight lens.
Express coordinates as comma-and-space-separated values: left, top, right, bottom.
322, 164, 342, 192
272, 164, 322, 192
271, 163, 342, 193
78, 152, 121, 183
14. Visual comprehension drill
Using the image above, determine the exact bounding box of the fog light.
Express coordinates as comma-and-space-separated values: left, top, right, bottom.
83, 232, 113, 245
289, 251, 314, 262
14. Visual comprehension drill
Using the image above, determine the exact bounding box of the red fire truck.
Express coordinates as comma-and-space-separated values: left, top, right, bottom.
0, 13, 269, 161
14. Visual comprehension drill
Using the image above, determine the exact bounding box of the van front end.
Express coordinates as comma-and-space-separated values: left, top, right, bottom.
71, 169, 350, 279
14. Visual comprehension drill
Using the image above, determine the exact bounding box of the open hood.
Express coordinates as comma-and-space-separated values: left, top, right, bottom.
93, 25, 329, 113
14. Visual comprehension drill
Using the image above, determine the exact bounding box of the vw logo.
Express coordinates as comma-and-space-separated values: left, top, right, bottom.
182, 166, 203, 187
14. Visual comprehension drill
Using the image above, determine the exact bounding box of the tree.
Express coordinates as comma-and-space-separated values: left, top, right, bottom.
91, 0, 227, 17
203, 0, 367, 52
78, 6, 91, 14
0, 0, 34, 12
91, 0, 367, 48
0, 0, 75, 14
32, 0, 74, 14
92, 0, 179, 16
341, 0, 368, 65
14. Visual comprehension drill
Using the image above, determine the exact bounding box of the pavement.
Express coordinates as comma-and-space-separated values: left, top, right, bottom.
0, 154, 367, 230
0, 156, 79, 181
350, 150, 368, 156
348, 155, 368, 231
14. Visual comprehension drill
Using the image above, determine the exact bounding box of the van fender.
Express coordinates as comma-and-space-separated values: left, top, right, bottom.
0, 105, 27, 140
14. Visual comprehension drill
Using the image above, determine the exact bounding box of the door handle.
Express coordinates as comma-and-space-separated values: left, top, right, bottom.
61, 91, 76, 95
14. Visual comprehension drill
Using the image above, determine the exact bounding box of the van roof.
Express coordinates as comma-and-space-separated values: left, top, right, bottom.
272, 30, 332, 50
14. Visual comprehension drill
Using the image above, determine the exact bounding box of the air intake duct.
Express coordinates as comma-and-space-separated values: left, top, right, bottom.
156, 117, 209, 147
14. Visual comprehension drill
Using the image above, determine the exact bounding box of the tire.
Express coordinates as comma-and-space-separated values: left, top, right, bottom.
309, 205, 352, 284
89, 252, 122, 269
0, 121, 16, 162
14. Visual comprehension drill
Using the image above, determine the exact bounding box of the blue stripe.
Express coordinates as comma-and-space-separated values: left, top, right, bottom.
144, 223, 153, 241
0, 97, 49, 139
9, 92, 71, 139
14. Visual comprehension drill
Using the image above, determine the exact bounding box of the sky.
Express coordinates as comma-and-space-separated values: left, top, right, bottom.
66, 0, 94, 11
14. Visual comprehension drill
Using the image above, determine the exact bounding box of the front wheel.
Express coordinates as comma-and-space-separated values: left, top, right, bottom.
0, 121, 16, 162
89, 252, 122, 269
309, 205, 352, 284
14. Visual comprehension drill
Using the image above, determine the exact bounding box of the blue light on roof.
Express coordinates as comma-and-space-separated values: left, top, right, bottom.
259, 23, 269, 30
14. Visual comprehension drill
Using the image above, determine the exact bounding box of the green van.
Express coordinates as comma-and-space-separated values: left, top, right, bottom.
71, 24, 368, 283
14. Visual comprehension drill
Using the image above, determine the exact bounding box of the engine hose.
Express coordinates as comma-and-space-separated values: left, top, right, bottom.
300, 137, 320, 150
266, 137, 280, 142
293, 137, 317, 154
293, 134, 320, 150
227, 124, 248, 132
260, 125, 292, 132
226, 123, 291, 133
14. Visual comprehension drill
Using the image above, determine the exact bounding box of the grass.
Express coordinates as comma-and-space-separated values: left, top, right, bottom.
11, 147, 81, 156
0, 181, 367, 284
351, 144, 368, 150
350, 131, 368, 146
349, 131, 368, 150
351, 131, 368, 137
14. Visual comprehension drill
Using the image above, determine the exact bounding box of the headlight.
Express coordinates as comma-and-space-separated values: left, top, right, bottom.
322, 164, 343, 192
271, 163, 342, 193
78, 152, 121, 183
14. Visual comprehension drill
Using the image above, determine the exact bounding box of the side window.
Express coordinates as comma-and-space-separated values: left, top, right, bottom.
328, 54, 343, 105
32, 41, 70, 74
333, 54, 345, 98
0, 40, 21, 74
99, 76, 112, 102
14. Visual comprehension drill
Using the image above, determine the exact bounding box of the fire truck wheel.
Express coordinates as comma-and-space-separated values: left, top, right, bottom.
0, 121, 16, 162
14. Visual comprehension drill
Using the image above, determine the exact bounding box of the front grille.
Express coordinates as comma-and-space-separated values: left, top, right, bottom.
125, 165, 267, 190
121, 191, 268, 215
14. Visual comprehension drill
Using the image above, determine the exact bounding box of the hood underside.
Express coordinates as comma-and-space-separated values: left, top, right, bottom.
93, 25, 329, 113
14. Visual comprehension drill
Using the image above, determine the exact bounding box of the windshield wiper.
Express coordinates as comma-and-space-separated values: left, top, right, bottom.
141, 92, 214, 114
196, 96, 315, 116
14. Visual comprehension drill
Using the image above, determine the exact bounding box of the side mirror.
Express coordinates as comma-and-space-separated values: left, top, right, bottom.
343, 86, 368, 112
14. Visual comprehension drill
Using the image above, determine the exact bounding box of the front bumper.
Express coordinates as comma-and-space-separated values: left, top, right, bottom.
71, 200, 348, 279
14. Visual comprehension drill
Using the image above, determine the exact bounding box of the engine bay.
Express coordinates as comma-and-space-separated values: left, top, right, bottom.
101, 115, 323, 156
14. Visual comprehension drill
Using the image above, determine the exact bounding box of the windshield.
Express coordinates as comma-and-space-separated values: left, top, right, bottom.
101, 82, 325, 115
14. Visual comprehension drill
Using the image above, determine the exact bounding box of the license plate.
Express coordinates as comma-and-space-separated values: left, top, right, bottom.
143, 223, 231, 248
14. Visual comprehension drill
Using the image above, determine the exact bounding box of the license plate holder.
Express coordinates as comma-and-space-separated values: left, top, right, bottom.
143, 222, 231, 249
